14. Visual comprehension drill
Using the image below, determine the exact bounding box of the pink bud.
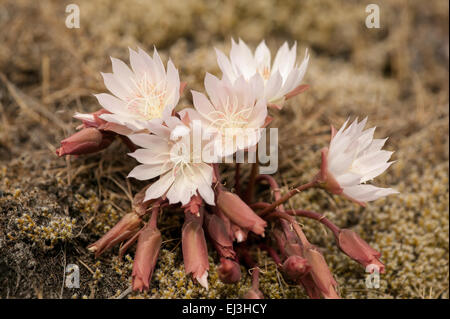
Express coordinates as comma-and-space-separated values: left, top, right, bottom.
216, 191, 267, 236
272, 227, 302, 257
205, 213, 235, 259
243, 268, 264, 299
217, 258, 241, 284
303, 245, 340, 299
87, 212, 141, 257
56, 127, 115, 156
299, 273, 323, 299
281, 255, 310, 282
338, 229, 385, 273
182, 210, 210, 289
132, 223, 162, 291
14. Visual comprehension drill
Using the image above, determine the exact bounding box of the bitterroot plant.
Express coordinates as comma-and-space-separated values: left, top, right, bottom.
56, 40, 398, 299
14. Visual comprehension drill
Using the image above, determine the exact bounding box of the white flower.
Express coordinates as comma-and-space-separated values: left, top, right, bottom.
320, 118, 398, 204
127, 116, 215, 206
95, 47, 180, 133
182, 73, 268, 157
215, 39, 309, 107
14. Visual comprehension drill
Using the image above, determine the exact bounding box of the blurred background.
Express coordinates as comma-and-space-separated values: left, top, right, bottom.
0, 0, 448, 298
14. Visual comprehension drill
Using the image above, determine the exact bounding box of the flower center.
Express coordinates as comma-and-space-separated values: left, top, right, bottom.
258, 66, 271, 81
207, 98, 253, 135
126, 74, 168, 120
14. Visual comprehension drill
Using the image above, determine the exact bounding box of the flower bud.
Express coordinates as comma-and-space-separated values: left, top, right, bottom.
216, 191, 266, 236
87, 212, 141, 257
182, 210, 210, 289
337, 229, 385, 273
217, 258, 241, 284
272, 227, 302, 257
299, 273, 323, 299
243, 268, 264, 299
205, 213, 235, 259
132, 224, 162, 291
56, 127, 115, 156
281, 255, 310, 282
303, 245, 340, 299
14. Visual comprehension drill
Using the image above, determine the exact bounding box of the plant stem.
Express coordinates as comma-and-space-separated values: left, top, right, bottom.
265, 211, 310, 247
259, 244, 282, 266
245, 160, 259, 203
234, 163, 241, 196
257, 178, 319, 217
148, 205, 159, 229
285, 210, 340, 238
251, 267, 260, 290
250, 202, 270, 210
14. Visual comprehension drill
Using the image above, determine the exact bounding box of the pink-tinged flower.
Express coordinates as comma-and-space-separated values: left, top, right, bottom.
215, 39, 309, 108
216, 190, 267, 236
281, 255, 310, 282
182, 209, 210, 289
243, 268, 264, 299
56, 109, 136, 157
337, 229, 385, 273
127, 116, 215, 206
204, 213, 235, 259
319, 118, 399, 206
132, 222, 162, 292
303, 245, 340, 299
56, 127, 115, 156
217, 258, 241, 284
95, 47, 181, 132
299, 273, 323, 299
182, 73, 268, 157
87, 212, 141, 257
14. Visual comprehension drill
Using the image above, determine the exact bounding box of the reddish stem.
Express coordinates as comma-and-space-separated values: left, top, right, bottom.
259, 244, 282, 266
254, 175, 300, 247
255, 175, 283, 202
285, 210, 340, 238
148, 205, 159, 229
235, 163, 241, 196
251, 267, 260, 290
250, 202, 270, 210
236, 244, 257, 269
265, 211, 310, 247
257, 178, 319, 217
245, 161, 259, 203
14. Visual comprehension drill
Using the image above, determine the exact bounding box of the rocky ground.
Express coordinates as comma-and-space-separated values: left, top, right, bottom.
0, 0, 448, 298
